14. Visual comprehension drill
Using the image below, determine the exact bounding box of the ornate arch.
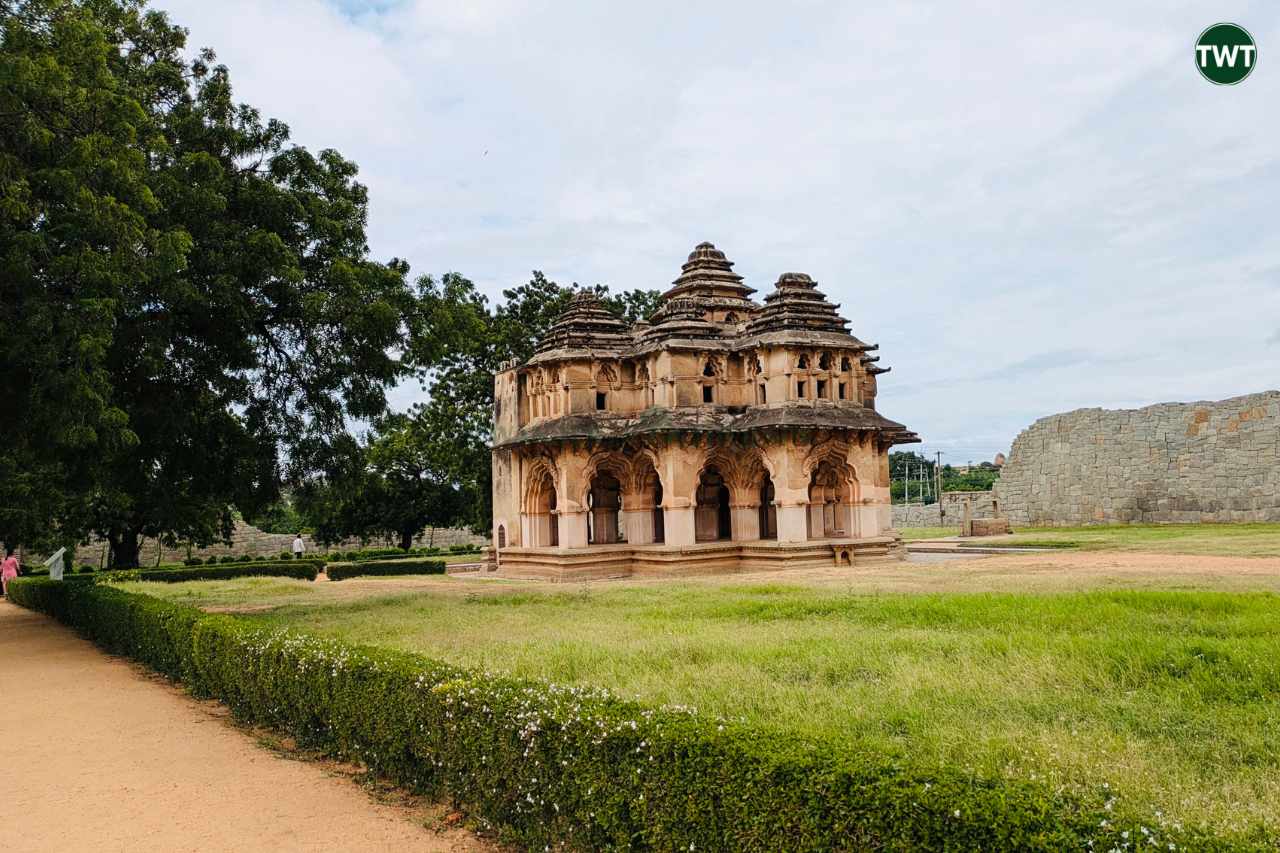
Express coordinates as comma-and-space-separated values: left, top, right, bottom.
579, 448, 631, 505
522, 454, 559, 513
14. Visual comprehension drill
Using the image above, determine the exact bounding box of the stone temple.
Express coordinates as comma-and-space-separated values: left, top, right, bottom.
489, 242, 919, 580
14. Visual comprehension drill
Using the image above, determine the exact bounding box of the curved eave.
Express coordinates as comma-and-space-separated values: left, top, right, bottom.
493, 404, 920, 448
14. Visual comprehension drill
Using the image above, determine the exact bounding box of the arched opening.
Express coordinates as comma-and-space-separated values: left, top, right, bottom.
695, 466, 732, 542
758, 474, 777, 540
587, 471, 622, 544
807, 461, 853, 539
653, 479, 665, 543
529, 469, 558, 547
497, 525, 507, 548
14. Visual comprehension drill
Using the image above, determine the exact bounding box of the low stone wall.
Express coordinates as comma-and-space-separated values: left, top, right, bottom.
66, 519, 489, 568
993, 391, 1280, 526
891, 491, 999, 528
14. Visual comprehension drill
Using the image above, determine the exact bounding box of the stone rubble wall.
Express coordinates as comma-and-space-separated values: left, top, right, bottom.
66, 519, 489, 568
993, 391, 1280, 526
891, 491, 998, 528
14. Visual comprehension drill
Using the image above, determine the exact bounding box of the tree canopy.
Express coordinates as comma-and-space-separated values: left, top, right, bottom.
1, 0, 416, 564
408, 272, 661, 532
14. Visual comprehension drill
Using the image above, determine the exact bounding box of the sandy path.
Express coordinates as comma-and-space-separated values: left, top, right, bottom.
0, 602, 493, 853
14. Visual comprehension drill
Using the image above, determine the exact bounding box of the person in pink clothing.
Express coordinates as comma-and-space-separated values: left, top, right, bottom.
1, 548, 18, 598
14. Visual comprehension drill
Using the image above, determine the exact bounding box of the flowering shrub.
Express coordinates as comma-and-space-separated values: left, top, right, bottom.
5, 578, 1249, 851
326, 559, 446, 581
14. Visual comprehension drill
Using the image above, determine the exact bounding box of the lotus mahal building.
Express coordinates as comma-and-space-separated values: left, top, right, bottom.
489, 243, 919, 580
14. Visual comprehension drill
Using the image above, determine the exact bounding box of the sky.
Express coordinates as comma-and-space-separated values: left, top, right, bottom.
156, 0, 1280, 465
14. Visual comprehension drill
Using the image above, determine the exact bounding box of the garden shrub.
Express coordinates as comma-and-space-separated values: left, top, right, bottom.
100, 562, 322, 583
183, 557, 203, 566
5, 577, 1244, 852
326, 559, 446, 581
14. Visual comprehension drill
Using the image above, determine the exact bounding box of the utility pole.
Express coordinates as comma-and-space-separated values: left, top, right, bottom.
935, 451, 944, 523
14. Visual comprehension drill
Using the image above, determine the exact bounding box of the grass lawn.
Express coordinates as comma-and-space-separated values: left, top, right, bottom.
993, 523, 1280, 557
898, 521, 1280, 557
126, 574, 1280, 838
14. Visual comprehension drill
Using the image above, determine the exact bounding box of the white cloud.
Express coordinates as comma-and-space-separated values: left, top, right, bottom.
158, 0, 1280, 459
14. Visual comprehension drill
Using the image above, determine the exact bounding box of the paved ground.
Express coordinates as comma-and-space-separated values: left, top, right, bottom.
0, 601, 493, 853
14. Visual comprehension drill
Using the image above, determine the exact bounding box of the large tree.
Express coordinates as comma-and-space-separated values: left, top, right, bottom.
297, 413, 465, 550
1, 0, 416, 564
410, 272, 661, 532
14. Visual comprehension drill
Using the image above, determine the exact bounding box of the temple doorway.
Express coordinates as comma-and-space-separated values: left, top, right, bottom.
758, 474, 778, 540
653, 480, 665, 543
587, 472, 622, 544
807, 461, 850, 538
695, 467, 732, 542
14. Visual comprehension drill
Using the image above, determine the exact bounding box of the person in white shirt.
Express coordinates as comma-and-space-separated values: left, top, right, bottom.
292, 534, 305, 559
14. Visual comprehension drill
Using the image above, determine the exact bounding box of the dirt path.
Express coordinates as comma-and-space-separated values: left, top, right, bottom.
0, 601, 494, 853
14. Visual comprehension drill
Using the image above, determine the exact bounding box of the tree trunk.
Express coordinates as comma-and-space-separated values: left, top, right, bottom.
108, 530, 142, 568
398, 529, 414, 551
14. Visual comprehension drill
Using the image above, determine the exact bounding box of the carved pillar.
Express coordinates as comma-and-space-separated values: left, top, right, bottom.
654, 441, 702, 547
731, 501, 760, 542
622, 491, 655, 545
557, 448, 590, 549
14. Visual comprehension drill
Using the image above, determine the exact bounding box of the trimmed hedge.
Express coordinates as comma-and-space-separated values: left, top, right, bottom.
6, 577, 1245, 851
109, 561, 321, 583
325, 558, 446, 581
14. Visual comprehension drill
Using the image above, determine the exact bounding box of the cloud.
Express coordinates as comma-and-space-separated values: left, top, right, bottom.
156, 0, 1280, 458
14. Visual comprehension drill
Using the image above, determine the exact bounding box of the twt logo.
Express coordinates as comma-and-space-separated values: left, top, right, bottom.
1196, 23, 1257, 84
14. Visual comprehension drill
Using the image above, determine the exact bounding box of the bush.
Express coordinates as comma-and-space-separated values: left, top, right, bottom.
102, 561, 322, 583
448, 544, 479, 554
278, 551, 292, 561
4, 577, 1236, 852
77, 564, 95, 574
237, 555, 252, 563
326, 559, 446, 582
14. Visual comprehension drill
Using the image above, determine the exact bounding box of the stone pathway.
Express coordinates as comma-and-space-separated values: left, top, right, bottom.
0, 601, 492, 853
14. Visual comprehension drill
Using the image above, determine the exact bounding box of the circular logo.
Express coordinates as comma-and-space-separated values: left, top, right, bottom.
1195, 23, 1257, 85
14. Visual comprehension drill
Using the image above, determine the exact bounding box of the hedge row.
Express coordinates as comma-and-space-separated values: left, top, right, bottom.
325, 558, 446, 582
7, 577, 1240, 851
109, 561, 321, 583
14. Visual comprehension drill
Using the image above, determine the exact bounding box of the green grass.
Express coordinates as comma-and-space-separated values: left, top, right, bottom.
997, 523, 1280, 557
127, 577, 1280, 836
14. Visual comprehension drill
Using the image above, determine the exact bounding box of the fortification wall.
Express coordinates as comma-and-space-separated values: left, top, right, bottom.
891, 491, 999, 528
993, 391, 1280, 526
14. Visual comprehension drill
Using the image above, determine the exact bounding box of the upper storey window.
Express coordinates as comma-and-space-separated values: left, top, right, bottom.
840, 356, 852, 372
702, 359, 717, 377
818, 352, 831, 371
797, 354, 809, 370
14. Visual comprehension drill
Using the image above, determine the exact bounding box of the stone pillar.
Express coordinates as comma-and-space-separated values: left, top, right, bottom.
856, 502, 879, 539
663, 498, 696, 546
775, 500, 809, 542
558, 509, 589, 548
622, 493, 654, 545
653, 440, 703, 547
731, 501, 760, 541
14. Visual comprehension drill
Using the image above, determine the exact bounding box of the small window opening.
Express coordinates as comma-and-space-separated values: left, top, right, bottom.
497, 525, 507, 548
703, 360, 716, 377
797, 355, 809, 369
819, 352, 831, 370
840, 356, 852, 371
797, 381, 807, 398
702, 385, 713, 403
816, 379, 827, 398
759, 384, 767, 403
596, 392, 607, 410
724, 312, 738, 323
838, 382, 847, 400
